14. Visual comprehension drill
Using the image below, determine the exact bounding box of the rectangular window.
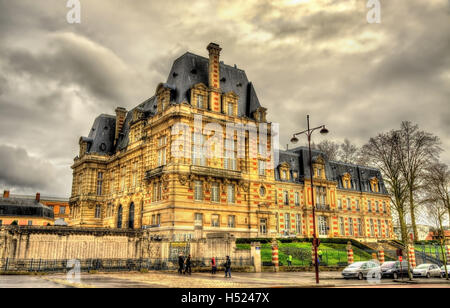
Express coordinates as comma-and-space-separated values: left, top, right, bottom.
356, 200, 360, 211
385, 220, 390, 238
258, 160, 266, 176
295, 214, 302, 234
285, 213, 291, 233
211, 214, 220, 227
370, 219, 375, 237
224, 138, 237, 170
275, 190, 278, 205
96, 172, 103, 196
228, 215, 236, 228
152, 183, 158, 202
259, 219, 267, 234
357, 218, 362, 236
227, 102, 234, 116
28, 220, 33, 226
194, 181, 203, 201
197, 94, 203, 108
318, 216, 328, 236
192, 132, 206, 166
339, 217, 345, 236
156, 214, 161, 226
338, 199, 342, 210
383, 202, 387, 213
368, 201, 372, 212
158, 136, 167, 167
227, 184, 235, 203
59, 207, 66, 214
346, 198, 351, 210
211, 183, 220, 202
378, 219, 382, 237
349, 218, 354, 236
195, 213, 203, 226
283, 191, 289, 205
294, 192, 300, 206
0, 220, 2, 226
375, 201, 379, 213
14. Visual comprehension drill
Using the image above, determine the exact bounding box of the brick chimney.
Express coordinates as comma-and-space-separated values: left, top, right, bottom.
35, 193, 41, 203
114, 107, 127, 146
3, 190, 9, 198
207, 43, 222, 112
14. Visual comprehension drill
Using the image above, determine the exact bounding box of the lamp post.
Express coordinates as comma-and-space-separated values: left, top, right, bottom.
290, 115, 329, 284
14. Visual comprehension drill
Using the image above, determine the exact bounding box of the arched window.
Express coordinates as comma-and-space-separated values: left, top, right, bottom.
129, 202, 135, 229
117, 205, 123, 228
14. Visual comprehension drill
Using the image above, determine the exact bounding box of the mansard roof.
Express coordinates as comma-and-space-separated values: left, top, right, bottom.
0, 196, 54, 219
276, 146, 388, 194
166, 52, 261, 116
82, 50, 263, 155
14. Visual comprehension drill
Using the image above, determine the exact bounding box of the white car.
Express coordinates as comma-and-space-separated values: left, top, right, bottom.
412, 264, 442, 278
441, 265, 450, 277
342, 261, 381, 280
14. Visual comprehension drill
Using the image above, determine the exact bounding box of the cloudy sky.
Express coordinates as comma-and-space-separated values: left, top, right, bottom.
0, 0, 449, 198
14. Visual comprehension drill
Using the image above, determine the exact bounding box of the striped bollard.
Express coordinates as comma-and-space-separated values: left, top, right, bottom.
346, 241, 354, 265
408, 244, 416, 268
378, 249, 385, 264
311, 246, 316, 266
271, 240, 279, 272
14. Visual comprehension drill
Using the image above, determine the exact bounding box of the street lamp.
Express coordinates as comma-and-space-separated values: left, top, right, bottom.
290, 115, 329, 284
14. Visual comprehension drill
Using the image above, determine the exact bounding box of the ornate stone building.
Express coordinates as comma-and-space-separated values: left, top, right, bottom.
70, 43, 392, 242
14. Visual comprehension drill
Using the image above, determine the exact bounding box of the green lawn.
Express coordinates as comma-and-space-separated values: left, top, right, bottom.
237, 242, 376, 266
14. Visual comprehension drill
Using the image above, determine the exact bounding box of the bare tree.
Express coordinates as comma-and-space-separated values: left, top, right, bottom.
422, 163, 449, 279
362, 130, 412, 279
397, 121, 441, 241
340, 138, 359, 164
311, 140, 340, 161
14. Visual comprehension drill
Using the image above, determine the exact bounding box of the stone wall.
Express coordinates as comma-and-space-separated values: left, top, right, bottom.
0, 227, 252, 267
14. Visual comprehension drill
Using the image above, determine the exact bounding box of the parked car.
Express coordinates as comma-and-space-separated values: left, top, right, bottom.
412, 264, 442, 278
342, 261, 381, 280
441, 265, 450, 277
381, 261, 409, 279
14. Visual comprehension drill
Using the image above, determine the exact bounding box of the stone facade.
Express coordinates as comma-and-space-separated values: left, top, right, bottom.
70, 43, 393, 243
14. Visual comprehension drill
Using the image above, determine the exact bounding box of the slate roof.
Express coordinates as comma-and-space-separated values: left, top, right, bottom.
0, 197, 54, 219
276, 147, 388, 194
82, 50, 263, 155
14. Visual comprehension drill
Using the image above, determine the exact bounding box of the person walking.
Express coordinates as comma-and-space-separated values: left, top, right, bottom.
287, 254, 293, 267
184, 254, 192, 275
178, 253, 185, 275
211, 257, 217, 275
224, 256, 232, 278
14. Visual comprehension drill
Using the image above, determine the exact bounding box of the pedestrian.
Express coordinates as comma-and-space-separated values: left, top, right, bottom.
178, 253, 184, 275
318, 250, 323, 262
211, 257, 217, 275
287, 254, 292, 267
224, 256, 232, 278
184, 254, 192, 275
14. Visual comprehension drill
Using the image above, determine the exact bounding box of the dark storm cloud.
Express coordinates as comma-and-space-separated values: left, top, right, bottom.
0, 145, 60, 193
0, 0, 448, 197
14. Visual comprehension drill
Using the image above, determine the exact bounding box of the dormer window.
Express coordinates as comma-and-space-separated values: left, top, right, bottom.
227, 102, 234, 116
197, 94, 204, 109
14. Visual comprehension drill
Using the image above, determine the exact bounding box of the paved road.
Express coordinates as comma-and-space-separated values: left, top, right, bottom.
0, 271, 449, 288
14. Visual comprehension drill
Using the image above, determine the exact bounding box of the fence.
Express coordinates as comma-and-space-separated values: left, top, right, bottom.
0, 257, 254, 273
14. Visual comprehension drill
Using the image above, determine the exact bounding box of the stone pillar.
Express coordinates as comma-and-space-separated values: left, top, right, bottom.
251, 242, 261, 273
346, 241, 354, 265
407, 243, 416, 268
271, 239, 279, 272
378, 247, 385, 264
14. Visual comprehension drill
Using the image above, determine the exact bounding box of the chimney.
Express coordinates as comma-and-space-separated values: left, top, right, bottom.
35, 193, 41, 203
3, 190, 10, 198
207, 43, 222, 112
114, 107, 127, 145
